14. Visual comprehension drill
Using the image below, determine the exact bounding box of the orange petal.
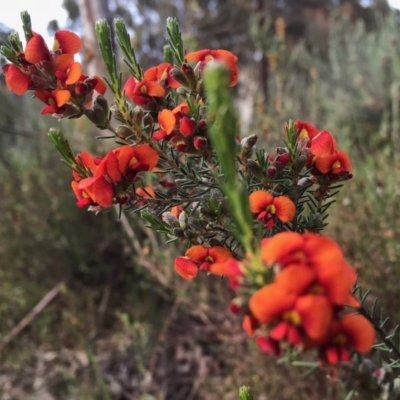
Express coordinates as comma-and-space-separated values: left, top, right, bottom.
274, 266, 315, 295
185, 245, 209, 262
115, 145, 136, 172
25, 33, 49, 64
144, 64, 161, 81
273, 196, 296, 222
339, 314, 375, 353
249, 284, 296, 324
136, 186, 155, 198
133, 145, 159, 170
249, 191, 274, 213
55, 53, 74, 70
209, 258, 241, 277
54, 30, 82, 54
65, 62, 82, 85
337, 150, 352, 172
96, 151, 122, 182
208, 246, 232, 263
186, 49, 210, 61
212, 49, 238, 63
310, 130, 337, 157
54, 89, 71, 107
296, 295, 333, 341
158, 109, 176, 134
314, 153, 336, 173
3, 64, 30, 95
261, 232, 304, 266
146, 81, 165, 97
174, 256, 198, 279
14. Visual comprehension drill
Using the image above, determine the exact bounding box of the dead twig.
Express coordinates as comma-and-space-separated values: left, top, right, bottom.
0, 281, 64, 352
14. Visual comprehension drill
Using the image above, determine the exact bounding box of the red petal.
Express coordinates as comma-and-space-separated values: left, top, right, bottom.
92, 176, 114, 207
25, 33, 49, 64
179, 116, 196, 136
54, 30, 82, 54
174, 256, 198, 279
93, 75, 107, 95
3, 65, 30, 95
310, 130, 337, 157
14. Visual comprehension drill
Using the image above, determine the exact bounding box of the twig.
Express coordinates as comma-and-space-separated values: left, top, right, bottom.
0, 281, 64, 352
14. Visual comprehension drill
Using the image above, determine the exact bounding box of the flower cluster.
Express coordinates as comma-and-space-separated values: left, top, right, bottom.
2, 29, 106, 118
71, 145, 159, 210
225, 232, 375, 366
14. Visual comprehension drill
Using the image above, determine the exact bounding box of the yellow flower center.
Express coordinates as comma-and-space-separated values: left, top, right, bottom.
205, 256, 214, 263
298, 128, 309, 140
332, 160, 341, 169
283, 310, 301, 326
140, 85, 148, 94
332, 333, 347, 346
266, 204, 276, 215
129, 157, 138, 166
308, 284, 325, 295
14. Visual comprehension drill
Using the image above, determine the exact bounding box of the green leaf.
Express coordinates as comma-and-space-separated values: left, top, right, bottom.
239, 386, 253, 400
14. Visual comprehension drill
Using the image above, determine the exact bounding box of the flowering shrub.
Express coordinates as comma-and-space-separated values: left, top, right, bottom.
2, 11, 400, 398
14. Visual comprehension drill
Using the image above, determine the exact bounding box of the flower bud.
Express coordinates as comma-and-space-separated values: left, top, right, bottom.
170, 67, 190, 87
245, 160, 263, 176
130, 107, 143, 125
193, 136, 208, 150
184, 230, 197, 239
241, 134, 258, 149
95, 95, 109, 114
116, 125, 135, 139
179, 210, 188, 229
267, 165, 277, 177
172, 227, 185, 238
161, 211, 179, 226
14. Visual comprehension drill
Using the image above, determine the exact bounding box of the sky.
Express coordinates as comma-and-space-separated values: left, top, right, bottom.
0, 0, 68, 44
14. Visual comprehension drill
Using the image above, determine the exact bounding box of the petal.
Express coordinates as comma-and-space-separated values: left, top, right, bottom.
133, 145, 159, 170
146, 81, 165, 97
310, 130, 337, 157
93, 75, 107, 95
115, 145, 136, 172
296, 295, 333, 341
186, 49, 211, 61
185, 245, 208, 262
212, 49, 238, 63
337, 150, 352, 172
261, 232, 305, 266
65, 62, 82, 85
274, 266, 315, 295
295, 120, 319, 141
209, 258, 242, 278
54, 89, 71, 107
136, 186, 155, 198
92, 175, 114, 207
54, 30, 82, 54
174, 256, 198, 279
34, 89, 51, 104
273, 196, 296, 222
339, 314, 375, 353
3, 65, 31, 95
25, 33, 49, 64
314, 153, 336, 173
249, 284, 296, 324
158, 109, 176, 134
249, 191, 274, 213
208, 246, 232, 263
54, 53, 74, 70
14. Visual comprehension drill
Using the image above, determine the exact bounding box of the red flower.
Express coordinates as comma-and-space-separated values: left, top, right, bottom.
321, 314, 375, 365
185, 49, 239, 86
34, 89, 72, 115
144, 62, 180, 88
249, 191, 295, 229
72, 175, 114, 209
314, 150, 352, 175
2, 64, 32, 95
174, 245, 233, 279
123, 77, 165, 105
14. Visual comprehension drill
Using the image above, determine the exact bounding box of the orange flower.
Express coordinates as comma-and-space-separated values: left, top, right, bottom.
295, 120, 319, 141
53, 30, 82, 54
321, 314, 375, 365
123, 77, 165, 105
249, 191, 295, 229
259, 232, 358, 307
185, 49, 239, 86
72, 151, 100, 181
249, 283, 333, 344
185, 245, 232, 272
144, 62, 180, 88
73, 175, 114, 209
314, 150, 352, 175
54, 54, 82, 85
95, 145, 159, 183
34, 89, 72, 115
153, 109, 176, 140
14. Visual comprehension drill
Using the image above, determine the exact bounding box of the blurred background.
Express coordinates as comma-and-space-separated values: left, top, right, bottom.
1, 0, 400, 399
